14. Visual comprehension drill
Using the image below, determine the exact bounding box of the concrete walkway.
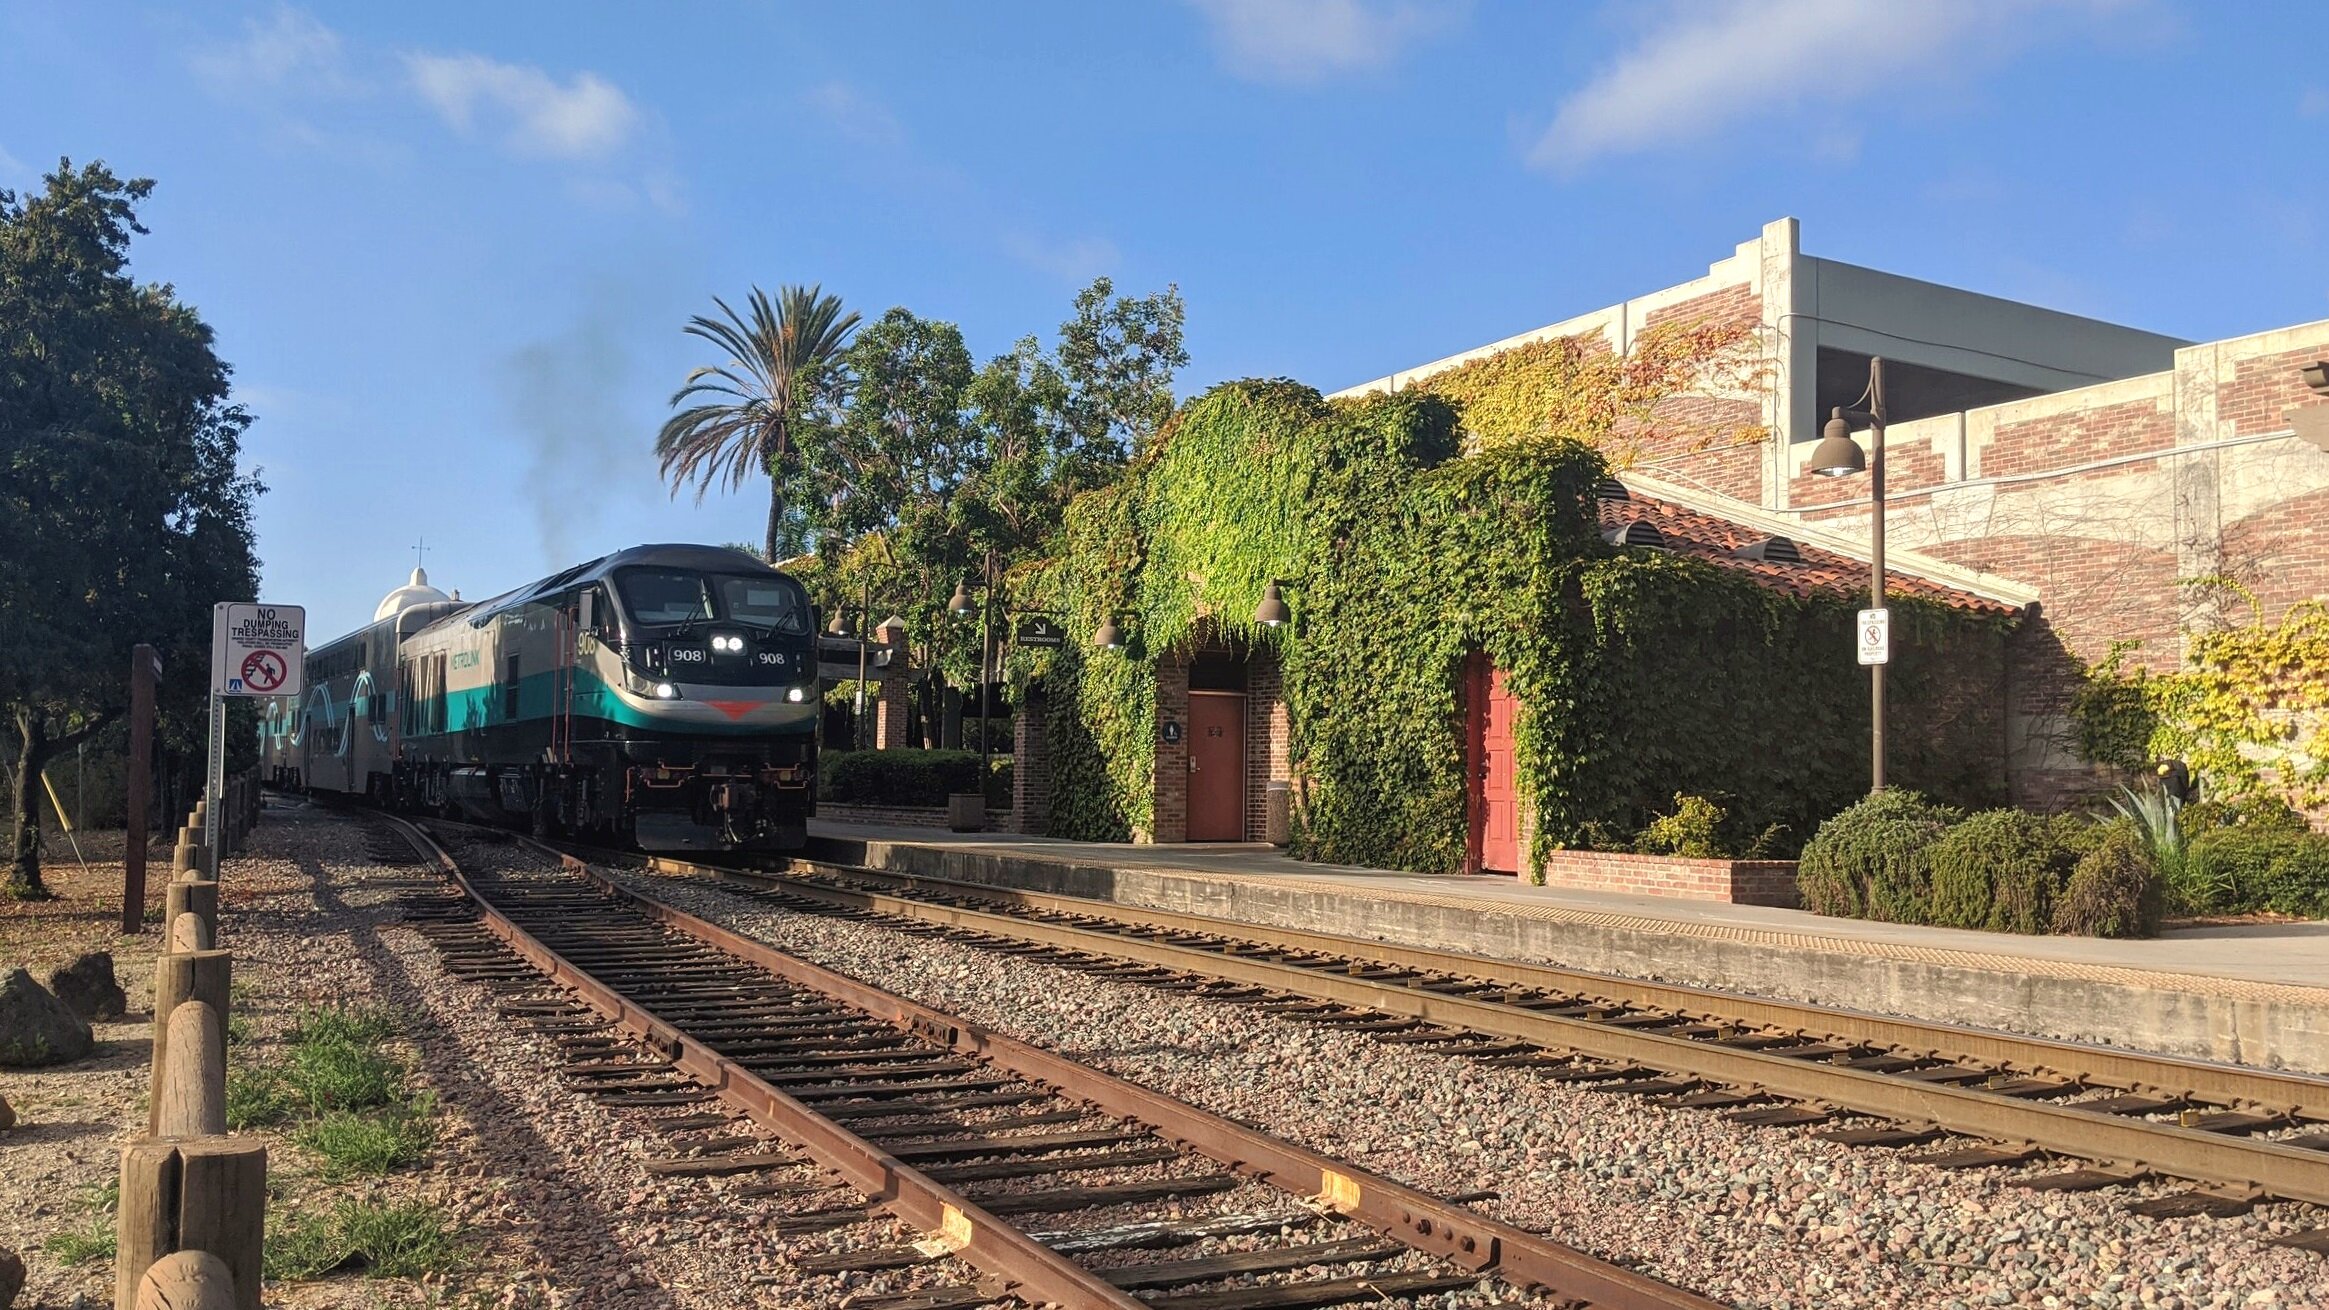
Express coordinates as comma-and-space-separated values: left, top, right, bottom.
806, 820, 2329, 1074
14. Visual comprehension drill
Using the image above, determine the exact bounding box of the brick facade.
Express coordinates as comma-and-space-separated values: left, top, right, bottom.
872, 619, 913, 750
1011, 685, 1050, 836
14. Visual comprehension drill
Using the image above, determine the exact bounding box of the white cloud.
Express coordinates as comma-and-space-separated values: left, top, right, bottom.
803, 80, 906, 148
405, 52, 637, 160
191, 5, 358, 96
1531, 0, 2100, 170
1188, 0, 1450, 86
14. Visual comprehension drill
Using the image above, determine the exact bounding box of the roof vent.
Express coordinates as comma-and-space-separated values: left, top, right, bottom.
1595, 478, 1630, 501
1733, 536, 1803, 564
1603, 520, 1667, 549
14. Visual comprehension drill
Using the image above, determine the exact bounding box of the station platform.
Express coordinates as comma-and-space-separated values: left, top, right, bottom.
804, 821, 2329, 1077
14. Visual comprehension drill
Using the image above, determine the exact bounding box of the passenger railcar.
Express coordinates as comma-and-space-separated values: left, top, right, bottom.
262, 544, 820, 851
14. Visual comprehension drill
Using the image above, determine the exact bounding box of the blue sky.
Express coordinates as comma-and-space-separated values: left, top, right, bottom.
4, 0, 2325, 638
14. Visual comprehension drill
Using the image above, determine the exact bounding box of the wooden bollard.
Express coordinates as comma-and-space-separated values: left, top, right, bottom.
171, 827, 197, 876
154, 1001, 224, 1137
165, 880, 218, 939
134, 1250, 235, 1310
148, 950, 230, 1137
170, 911, 213, 953
117, 1138, 265, 1310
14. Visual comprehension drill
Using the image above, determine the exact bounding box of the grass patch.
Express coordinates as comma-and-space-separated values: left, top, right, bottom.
41, 1180, 118, 1266
267, 1198, 463, 1282
295, 1096, 440, 1180
281, 1007, 406, 1114
227, 1065, 297, 1129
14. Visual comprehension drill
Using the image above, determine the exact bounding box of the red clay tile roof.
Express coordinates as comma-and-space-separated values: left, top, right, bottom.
1594, 484, 2021, 617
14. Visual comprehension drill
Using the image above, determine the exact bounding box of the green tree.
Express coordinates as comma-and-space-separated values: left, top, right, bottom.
0, 160, 261, 898
655, 285, 859, 560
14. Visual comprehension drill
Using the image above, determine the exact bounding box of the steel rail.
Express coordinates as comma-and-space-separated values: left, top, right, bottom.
638, 852, 2329, 1208
381, 816, 1151, 1310
731, 855, 2329, 1119
501, 831, 1727, 1309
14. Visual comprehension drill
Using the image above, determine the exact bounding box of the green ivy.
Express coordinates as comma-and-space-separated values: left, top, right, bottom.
1018, 377, 2011, 874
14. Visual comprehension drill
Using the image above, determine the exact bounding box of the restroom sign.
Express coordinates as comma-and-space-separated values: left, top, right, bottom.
1857, 608, 1890, 666
213, 603, 306, 697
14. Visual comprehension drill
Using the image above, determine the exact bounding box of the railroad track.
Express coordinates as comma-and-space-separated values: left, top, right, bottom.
605, 845, 2329, 1249
381, 815, 1724, 1310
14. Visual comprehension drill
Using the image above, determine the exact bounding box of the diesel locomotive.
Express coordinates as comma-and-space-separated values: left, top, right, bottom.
262, 544, 820, 851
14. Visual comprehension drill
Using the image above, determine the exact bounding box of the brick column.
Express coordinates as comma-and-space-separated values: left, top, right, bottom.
1151, 655, 1189, 844
1012, 685, 1049, 836
874, 618, 912, 751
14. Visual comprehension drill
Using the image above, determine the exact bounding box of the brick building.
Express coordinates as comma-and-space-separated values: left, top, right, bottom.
1341, 218, 2329, 809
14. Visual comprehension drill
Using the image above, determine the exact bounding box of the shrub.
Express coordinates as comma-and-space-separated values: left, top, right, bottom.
818, 749, 986, 807
226, 1065, 297, 1129
2053, 823, 2163, 938
1927, 809, 2078, 934
2105, 785, 2185, 886
1634, 793, 1727, 859
1796, 790, 1961, 922
2184, 828, 2329, 918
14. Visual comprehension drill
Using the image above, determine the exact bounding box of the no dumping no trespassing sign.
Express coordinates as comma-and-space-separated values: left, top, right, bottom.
212, 602, 306, 698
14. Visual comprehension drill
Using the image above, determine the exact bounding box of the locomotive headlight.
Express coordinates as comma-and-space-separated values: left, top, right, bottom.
654, 682, 679, 699
710, 633, 744, 653
786, 686, 807, 703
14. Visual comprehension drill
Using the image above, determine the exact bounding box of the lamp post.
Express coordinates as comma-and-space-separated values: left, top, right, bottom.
947, 551, 1001, 777
1807, 356, 1889, 794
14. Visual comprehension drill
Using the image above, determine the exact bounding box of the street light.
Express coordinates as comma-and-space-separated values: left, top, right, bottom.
949, 556, 1003, 775
1093, 615, 1125, 650
1254, 581, 1291, 628
1810, 357, 1889, 794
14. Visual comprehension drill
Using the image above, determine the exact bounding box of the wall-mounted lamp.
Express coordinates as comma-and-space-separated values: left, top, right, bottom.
1254, 581, 1291, 628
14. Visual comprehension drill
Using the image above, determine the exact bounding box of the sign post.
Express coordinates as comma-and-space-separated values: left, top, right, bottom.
209, 604, 304, 878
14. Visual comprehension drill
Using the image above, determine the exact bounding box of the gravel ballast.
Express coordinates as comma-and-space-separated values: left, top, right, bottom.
611, 862, 2329, 1310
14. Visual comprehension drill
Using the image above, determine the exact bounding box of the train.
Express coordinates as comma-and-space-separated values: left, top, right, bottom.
261, 543, 821, 851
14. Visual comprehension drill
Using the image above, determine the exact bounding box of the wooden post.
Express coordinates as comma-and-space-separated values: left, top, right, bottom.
154, 1001, 225, 1137
176, 1138, 265, 1310
124, 645, 161, 934
134, 1251, 236, 1310
116, 1140, 181, 1310
169, 911, 213, 953
165, 880, 218, 939
173, 826, 197, 877
149, 951, 230, 1137
115, 1140, 265, 1310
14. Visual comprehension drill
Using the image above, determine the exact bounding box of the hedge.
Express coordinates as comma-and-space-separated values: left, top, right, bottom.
2183, 828, 2329, 918
818, 750, 986, 808
1800, 790, 2165, 937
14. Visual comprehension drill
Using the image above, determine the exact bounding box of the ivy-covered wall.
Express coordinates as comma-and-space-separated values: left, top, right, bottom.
1016, 378, 2012, 874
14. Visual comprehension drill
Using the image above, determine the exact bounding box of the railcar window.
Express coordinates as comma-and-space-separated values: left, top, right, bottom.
616, 569, 716, 625
716, 575, 806, 633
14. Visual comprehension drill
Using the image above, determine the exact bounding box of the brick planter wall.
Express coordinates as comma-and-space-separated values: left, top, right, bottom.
1536, 850, 1799, 907
820, 803, 1017, 833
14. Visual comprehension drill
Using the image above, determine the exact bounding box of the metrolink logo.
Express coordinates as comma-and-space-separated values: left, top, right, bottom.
449, 650, 482, 670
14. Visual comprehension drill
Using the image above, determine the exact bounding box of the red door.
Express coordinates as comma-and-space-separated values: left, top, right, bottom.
1187, 692, 1247, 841
1466, 655, 1520, 874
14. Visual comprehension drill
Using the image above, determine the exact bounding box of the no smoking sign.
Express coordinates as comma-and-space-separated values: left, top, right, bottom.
213, 602, 306, 698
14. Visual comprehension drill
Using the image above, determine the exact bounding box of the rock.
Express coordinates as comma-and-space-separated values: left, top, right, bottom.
0, 1093, 13, 1130
0, 968, 94, 1066
46, 951, 126, 1021
0, 1247, 22, 1309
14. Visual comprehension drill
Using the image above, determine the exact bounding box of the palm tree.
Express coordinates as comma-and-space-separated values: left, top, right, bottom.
656, 285, 860, 559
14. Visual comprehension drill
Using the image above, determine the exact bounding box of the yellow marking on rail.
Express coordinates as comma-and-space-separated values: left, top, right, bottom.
940, 1203, 975, 1249
1317, 1168, 1361, 1211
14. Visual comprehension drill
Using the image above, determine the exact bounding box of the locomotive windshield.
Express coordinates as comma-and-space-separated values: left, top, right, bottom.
614, 567, 808, 634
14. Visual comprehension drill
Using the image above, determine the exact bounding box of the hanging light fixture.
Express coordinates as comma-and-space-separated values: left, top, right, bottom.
1254, 581, 1291, 628
1808, 408, 1867, 478
947, 580, 976, 617
1094, 615, 1124, 650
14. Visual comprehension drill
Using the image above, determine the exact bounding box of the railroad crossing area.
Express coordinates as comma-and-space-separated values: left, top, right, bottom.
805, 819, 2329, 1077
